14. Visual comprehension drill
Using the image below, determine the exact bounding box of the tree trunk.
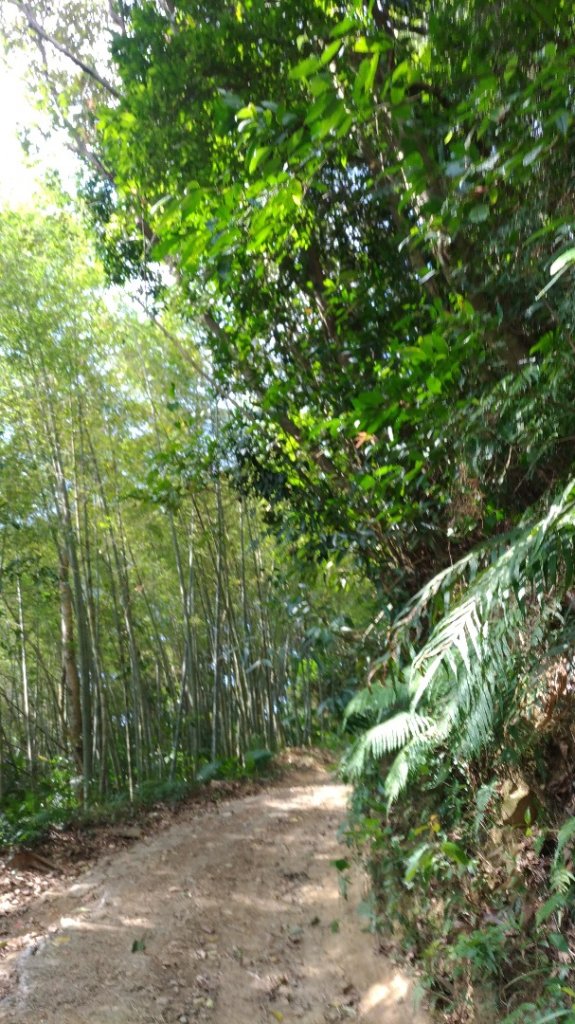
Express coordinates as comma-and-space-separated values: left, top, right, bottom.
59, 551, 83, 775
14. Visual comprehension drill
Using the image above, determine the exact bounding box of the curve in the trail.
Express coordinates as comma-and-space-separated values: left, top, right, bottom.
1, 770, 427, 1024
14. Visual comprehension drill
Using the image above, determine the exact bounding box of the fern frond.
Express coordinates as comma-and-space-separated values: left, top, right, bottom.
400, 480, 575, 651
343, 711, 433, 779
384, 737, 430, 802
555, 816, 575, 862
344, 681, 409, 724
352, 479, 575, 799
535, 888, 573, 927
407, 481, 575, 715
550, 866, 575, 894
459, 684, 496, 756
364, 712, 432, 756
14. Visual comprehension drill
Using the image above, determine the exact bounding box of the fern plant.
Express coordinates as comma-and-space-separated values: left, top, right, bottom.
536, 815, 575, 928
344, 479, 575, 801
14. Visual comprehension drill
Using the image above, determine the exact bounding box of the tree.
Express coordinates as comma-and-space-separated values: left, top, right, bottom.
31, 0, 571, 594
8, 0, 575, 767
0, 200, 338, 810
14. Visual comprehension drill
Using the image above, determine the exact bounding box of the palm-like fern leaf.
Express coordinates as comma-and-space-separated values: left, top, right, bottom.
351, 480, 575, 799
344, 680, 409, 724
343, 711, 434, 778
407, 481, 575, 706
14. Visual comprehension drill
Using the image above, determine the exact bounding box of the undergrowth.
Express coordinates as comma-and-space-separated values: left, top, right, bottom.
342, 481, 575, 1023
0, 748, 275, 850
343, 734, 575, 1023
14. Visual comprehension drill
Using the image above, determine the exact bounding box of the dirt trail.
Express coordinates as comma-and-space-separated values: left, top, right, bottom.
0, 763, 427, 1024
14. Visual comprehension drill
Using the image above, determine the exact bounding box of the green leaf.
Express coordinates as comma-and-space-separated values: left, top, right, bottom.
330, 17, 356, 39
548, 931, 570, 952
468, 205, 490, 224
236, 103, 257, 120
426, 375, 442, 395
536, 890, 571, 927
404, 843, 434, 883
359, 474, 376, 490
180, 188, 204, 216
289, 56, 320, 80
441, 840, 471, 867
332, 858, 350, 872
365, 53, 380, 95
320, 39, 343, 66
248, 146, 271, 174
354, 54, 380, 99
550, 248, 575, 276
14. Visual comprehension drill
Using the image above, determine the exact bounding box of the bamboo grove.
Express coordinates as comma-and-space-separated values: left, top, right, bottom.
0, 206, 345, 815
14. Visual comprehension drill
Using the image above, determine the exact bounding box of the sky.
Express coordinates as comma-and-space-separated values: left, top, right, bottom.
0, 50, 77, 207
0, 55, 34, 204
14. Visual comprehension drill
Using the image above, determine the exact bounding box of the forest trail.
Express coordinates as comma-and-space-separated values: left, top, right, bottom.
0, 758, 427, 1024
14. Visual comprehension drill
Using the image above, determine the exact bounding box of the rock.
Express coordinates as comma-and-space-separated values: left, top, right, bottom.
500, 779, 538, 827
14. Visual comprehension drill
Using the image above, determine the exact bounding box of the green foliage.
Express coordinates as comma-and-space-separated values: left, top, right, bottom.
345, 768, 575, 1022
195, 760, 229, 783
85, 0, 575, 587
341, 477, 575, 1018
243, 748, 274, 774
344, 479, 575, 800
7, 1, 575, 1019
502, 1008, 575, 1024
0, 775, 201, 851
452, 925, 511, 979
195, 749, 274, 783
0, 202, 360, 835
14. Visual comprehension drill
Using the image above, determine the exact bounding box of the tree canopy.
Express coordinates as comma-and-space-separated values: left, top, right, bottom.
17, 0, 568, 594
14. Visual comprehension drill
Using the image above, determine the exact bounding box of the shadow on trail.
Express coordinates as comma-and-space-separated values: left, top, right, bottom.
0, 775, 426, 1024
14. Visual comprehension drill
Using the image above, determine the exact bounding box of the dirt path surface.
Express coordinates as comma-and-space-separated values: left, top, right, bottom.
0, 763, 427, 1024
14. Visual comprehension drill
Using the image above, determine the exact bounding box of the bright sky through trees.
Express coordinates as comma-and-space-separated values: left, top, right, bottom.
0, 57, 33, 204
0, 52, 76, 205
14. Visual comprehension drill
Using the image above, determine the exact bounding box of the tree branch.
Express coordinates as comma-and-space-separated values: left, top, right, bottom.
11, 1, 121, 100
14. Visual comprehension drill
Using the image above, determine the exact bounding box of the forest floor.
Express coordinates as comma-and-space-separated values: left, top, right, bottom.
0, 751, 427, 1024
